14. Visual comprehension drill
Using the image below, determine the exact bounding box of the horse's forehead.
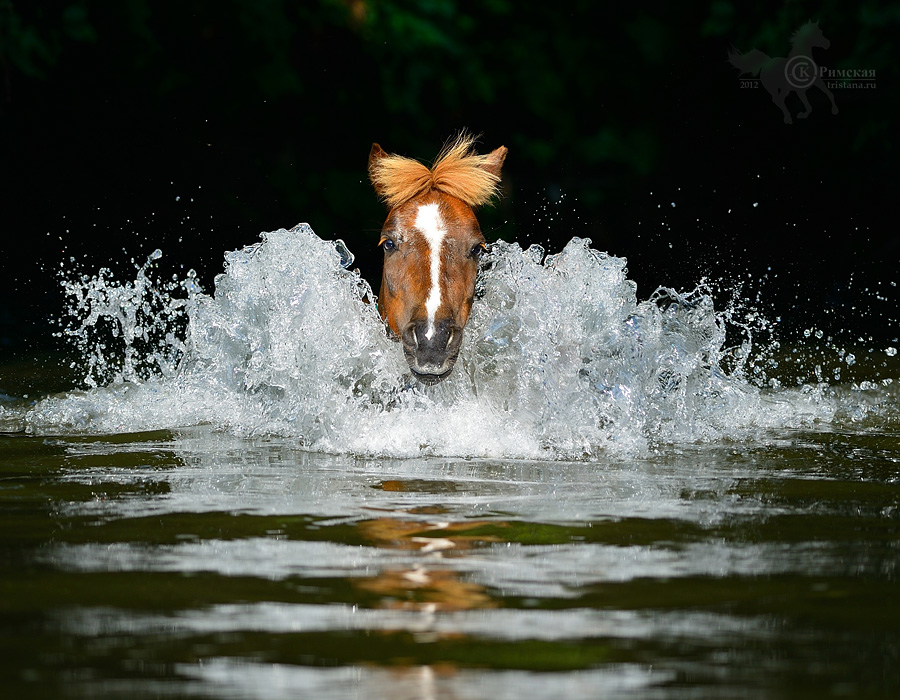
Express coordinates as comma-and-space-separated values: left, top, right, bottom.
390, 194, 478, 238
433, 194, 479, 231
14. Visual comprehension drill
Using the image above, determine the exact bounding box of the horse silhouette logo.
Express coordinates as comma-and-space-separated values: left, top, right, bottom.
729, 21, 838, 124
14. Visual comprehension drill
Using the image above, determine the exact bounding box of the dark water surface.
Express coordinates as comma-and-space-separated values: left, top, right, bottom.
2, 410, 899, 698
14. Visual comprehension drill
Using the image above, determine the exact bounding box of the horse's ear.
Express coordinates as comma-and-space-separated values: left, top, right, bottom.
369, 143, 389, 199
479, 145, 507, 179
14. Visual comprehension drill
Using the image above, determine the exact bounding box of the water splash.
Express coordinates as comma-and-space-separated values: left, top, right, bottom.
23, 224, 899, 458
56, 249, 198, 387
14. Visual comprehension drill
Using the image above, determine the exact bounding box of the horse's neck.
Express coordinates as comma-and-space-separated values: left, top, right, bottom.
788, 38, 813, 58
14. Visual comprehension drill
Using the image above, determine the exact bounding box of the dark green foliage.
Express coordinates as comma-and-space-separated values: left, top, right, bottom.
1, 1, 898, 350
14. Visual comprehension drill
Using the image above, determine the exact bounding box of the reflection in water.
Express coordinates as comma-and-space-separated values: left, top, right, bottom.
1, 426, 899, 699
176, 659, 669, 700
356, 513, 502, 612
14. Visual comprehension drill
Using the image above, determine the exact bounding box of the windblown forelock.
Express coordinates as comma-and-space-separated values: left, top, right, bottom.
369, 133, 501, 209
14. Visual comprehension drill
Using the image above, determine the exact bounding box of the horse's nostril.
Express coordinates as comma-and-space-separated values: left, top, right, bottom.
405, 320, 461, 355
401, 319, 464, 383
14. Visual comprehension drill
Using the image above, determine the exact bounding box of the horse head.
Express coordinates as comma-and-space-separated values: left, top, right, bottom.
368, 134, 507, 384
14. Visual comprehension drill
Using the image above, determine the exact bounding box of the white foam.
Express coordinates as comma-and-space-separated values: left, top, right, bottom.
23, 224, 897, 459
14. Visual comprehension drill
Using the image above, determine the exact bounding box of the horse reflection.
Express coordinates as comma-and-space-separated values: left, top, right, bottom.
354, 514, 503, 612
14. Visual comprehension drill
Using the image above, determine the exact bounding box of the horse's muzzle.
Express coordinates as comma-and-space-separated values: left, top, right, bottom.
401, 319, 464, 385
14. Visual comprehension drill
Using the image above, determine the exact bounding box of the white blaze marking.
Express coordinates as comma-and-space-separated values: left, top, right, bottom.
415, 203, 446, 340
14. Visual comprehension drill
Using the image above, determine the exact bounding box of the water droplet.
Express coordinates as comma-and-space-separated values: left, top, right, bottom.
333, 239, 355, 268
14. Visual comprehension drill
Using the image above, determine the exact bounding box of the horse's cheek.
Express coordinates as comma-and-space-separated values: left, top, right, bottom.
460, 294, 475, 326
379, 264, 401, 332
379, 291, 403, 336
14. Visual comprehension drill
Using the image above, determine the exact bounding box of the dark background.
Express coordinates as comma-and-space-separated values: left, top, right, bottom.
2, 0, 898, 365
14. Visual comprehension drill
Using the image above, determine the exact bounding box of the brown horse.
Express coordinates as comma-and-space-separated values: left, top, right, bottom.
368, 134, 507, 385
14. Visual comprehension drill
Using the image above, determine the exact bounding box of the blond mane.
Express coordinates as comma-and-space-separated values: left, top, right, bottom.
370, 133, 502, 209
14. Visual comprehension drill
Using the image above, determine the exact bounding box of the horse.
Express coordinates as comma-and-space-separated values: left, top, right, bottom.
368, 134, 507, 385
728, 20, 838, 124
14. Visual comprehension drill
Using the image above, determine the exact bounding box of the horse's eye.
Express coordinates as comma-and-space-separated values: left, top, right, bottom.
380, 237, 396, 252
469, 242, 486, 259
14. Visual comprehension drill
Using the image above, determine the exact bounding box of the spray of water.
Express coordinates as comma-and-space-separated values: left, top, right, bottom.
21, 224, 899, 458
